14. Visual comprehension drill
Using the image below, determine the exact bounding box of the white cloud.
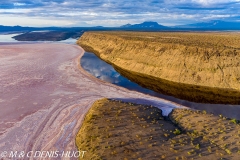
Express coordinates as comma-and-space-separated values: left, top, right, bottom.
0, 16, 75, 27
193, 0, 239, 5
201, 14, 233, 19
13, 3, 27, 6
0, 9, 31, 14
0, 0, 239, 26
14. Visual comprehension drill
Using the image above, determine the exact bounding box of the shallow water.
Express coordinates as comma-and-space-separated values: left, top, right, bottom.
81, 52, 240, 120
0, 33, 20, 42
0, 33, 78, 44
81, 52, 164, 96
57, 38, 78, 44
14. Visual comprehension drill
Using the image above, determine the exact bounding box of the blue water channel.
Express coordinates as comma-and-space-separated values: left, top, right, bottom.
80, 52, 240, 120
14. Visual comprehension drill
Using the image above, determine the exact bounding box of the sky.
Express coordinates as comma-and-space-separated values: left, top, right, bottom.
0, 0, 240, 27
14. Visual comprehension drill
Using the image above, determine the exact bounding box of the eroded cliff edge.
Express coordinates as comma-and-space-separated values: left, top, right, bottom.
77, 31, 240, 104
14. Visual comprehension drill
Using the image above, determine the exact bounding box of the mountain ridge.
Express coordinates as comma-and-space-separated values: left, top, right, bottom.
175, 20, 240, 29
120, 21, 168, 29
1, 20, 240, 32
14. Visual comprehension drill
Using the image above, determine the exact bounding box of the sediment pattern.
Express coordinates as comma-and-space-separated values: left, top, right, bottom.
0, 43, 184, 160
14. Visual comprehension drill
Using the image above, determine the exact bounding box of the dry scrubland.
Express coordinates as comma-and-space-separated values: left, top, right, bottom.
78, 32, 240, 104
76, 99, 240, 160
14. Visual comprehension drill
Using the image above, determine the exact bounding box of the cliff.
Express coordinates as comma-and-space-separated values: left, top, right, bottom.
77, 31, 240, 104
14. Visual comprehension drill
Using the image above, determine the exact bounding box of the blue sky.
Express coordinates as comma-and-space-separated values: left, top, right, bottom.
0, 0, 240, 27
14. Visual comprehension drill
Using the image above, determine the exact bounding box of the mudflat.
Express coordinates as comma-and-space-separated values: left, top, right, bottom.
0, 43, 184, 159
78, 31, 240, 104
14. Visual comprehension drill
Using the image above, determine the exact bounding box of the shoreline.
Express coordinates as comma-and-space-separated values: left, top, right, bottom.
80, 51, 240, 120
0, 43, 186, 159
78, 31, 240, 104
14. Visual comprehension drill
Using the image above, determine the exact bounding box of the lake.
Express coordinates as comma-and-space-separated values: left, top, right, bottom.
0, 33, 20, 42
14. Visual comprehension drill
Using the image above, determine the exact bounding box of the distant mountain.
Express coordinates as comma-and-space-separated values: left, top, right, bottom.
0, 25, 70, 32
93, 26, 104, 28
0, 25, 111, 33
1, 20, 240, 33
0, 25, 34, 32
120, 21, 168, 29
175, 20, 240, 30
121, 23, 132, 28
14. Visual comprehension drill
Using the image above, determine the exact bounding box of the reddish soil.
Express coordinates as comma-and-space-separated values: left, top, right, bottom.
0, 43, 185, 160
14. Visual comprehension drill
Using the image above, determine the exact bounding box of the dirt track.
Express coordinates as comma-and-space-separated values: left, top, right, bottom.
0, 43, 185, 160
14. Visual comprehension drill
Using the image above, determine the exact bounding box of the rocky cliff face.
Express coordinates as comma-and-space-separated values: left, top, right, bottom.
78, 31, 240, 104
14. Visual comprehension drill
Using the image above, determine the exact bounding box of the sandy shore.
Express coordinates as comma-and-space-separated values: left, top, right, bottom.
0, 43, 185, 160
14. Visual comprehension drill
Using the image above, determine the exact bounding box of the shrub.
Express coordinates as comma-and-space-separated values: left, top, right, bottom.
173, 129, 181, 135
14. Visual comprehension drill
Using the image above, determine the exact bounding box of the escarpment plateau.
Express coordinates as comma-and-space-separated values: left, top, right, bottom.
78, 31, 240, 104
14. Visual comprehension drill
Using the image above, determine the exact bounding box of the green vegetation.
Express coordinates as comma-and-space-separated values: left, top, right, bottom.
78, 31, 240, 104
170, 108, 240, 159
76, 98, 240, 159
